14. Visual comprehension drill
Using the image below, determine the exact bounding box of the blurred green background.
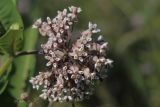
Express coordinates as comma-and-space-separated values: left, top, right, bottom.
0, 0, 160, 107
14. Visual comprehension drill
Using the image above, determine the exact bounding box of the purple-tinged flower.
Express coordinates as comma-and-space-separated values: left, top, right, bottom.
30, 6, 113, 102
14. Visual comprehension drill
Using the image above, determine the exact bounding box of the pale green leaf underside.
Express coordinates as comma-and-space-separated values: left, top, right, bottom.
9, 28, 38, 102
0, 23, 23, 55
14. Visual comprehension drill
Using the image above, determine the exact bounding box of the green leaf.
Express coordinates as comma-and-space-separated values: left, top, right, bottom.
0, 0, 23, 94
0, 0, 23, 30
0, 81, 8, 94
0, 0, 23, 55
0, 22, 6, 37
0, 56, 13, 77
0, 56, 13, 94
0, 23, 23, 55
9, 28, 38, 107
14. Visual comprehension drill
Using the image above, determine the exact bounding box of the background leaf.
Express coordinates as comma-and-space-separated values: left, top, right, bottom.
9, 28, 38, 107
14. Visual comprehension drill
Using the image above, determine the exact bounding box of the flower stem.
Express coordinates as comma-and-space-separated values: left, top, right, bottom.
72, 102, 75, 107
15, 50, 40, 57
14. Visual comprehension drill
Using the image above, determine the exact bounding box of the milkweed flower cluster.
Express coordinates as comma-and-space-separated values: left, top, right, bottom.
30, 6, 113, 102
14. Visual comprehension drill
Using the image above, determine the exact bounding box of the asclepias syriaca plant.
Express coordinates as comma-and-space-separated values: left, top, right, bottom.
30, 6, 113, 104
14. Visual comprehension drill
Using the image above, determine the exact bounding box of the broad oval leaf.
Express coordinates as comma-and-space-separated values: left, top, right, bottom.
0, 0, 23, 55
0, 0, 23, 30
0, 23, 23, 55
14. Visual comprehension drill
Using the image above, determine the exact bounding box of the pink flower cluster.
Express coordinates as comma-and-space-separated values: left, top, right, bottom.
30, 6, 112, 102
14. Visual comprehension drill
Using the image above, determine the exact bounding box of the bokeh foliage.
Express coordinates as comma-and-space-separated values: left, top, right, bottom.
0, 0, 160, 107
